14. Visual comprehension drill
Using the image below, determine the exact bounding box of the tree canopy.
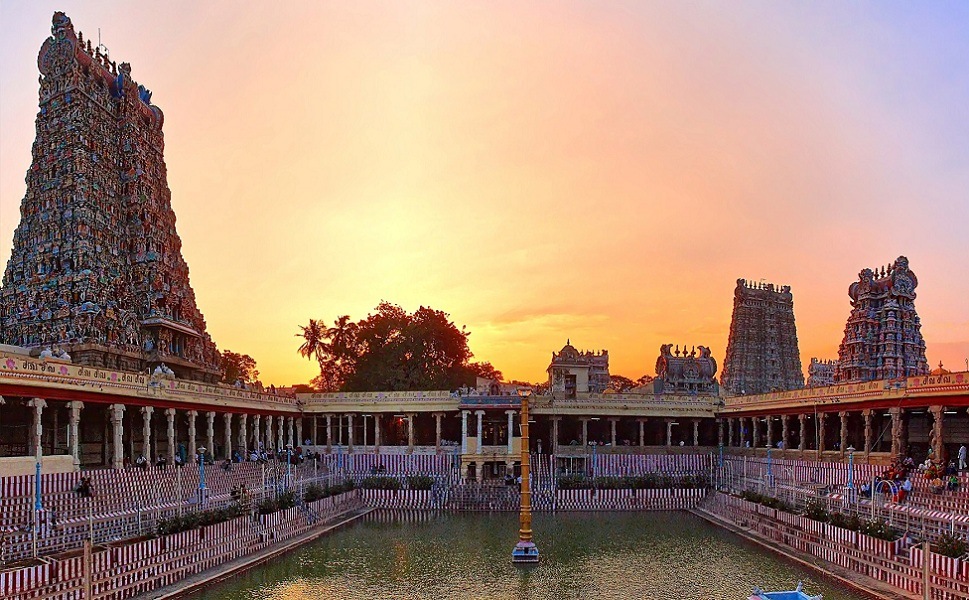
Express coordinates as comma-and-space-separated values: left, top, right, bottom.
220, 350, 259, 385
298, 302, 499, 392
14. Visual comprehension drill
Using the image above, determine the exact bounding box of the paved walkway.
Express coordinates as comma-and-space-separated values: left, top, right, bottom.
140, 507, 375, 599
691, 508, 919, 600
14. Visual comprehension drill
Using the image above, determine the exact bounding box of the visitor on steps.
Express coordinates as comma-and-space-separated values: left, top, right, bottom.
959, 444, 967, 471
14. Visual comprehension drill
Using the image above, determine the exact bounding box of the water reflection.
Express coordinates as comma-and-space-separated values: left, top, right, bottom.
190, 512, 868, 600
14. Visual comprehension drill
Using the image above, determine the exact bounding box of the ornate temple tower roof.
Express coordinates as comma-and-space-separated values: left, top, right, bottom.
0, 13, 221, 381
546, 340, 610, 395
720, 279, 804, 395
653, 344, 718, 395
834, 256, 928, 383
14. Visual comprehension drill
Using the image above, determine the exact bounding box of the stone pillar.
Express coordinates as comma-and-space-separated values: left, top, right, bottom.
727, 418, 734, 447
206, 411, 215, 458
610, 418, 618, 446
326, 414, 333, 452
28, 398, 46, 461
929, 405, 944, 460
692, 419, 700, 447
888, 406, 905, 458
237, 413, 247, 454
475, 461, 483, 483
475, 410, 484, 452
347, 414, 355, 450
781, 415, 789, 451
798, 414, 807, 452
408, 413, 416, 453
165, 408, 176, 464
296, 417, 303, 446
187, 410, 198, 458
110, 404, 125, 469
435, 412, 444, 452
265, 415, 273, 450
839, 411, 848, 457
461, 410, 469, 454
738, 418, 746, 448
277, 415, 284, 450
374, 414, 381, 449
818, 412, 827, 455
140, 406, 154, 462
552, 417, 561, 451
862, 409, 872, 457
286, 416, 294, 447
666, 419, 673, 447
581, 418, 589, 446
67, 401, 83, 470
506, 410, 515, 454
638, 418, 646, 447
717, 419, 724, 447
310, 416, 317, 446
223, 413, 233, 459
765, 416, 774, 448
752, 417, 760, 448
251, 414, 260, 451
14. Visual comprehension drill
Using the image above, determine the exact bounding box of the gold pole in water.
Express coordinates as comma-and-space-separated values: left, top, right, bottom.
513, 388, 538, 563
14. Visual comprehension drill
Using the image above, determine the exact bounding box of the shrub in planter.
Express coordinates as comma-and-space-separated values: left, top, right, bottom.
557, 475, 590, 490
828, 512, 861, 531
803, 499, 829, 523
859, 518, 899, 541
257, 496, 279, 515
407, 475, 434, 490
304, 483, 326, 503
361, 476, 402, 490
934, 532, 968, 559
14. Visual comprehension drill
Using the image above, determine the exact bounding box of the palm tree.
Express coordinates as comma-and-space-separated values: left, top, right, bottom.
297, 319, 325, 363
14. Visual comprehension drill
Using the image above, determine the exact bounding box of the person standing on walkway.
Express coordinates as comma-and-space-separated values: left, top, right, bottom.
959, 444, 967, 471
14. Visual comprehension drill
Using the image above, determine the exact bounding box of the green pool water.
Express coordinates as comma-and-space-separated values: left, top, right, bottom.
188, 511, 869, 599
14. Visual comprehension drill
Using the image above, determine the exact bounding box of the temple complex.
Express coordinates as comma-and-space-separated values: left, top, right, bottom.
546, 341, 609, 396
0, 12, 220, 382
721, 279, 803, 395
806, 358, 837, 387
834, 256, 928, 383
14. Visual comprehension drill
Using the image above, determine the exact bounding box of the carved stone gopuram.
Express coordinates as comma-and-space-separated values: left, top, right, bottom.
0, 13, 220, 381
834, 256, 928, 383
721, 279, 803, 395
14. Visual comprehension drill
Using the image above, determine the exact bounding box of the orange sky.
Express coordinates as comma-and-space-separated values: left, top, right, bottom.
2, 2, 968, 385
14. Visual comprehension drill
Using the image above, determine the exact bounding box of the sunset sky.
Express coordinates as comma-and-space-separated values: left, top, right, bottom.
1, 2, 967, 386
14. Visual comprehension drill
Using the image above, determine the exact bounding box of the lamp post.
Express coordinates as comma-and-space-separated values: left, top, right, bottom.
197, 446, 207, 508
846, 445, 856, 506
512, 388, 539, 563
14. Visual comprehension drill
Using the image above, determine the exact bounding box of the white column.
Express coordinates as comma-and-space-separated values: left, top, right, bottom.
277, 415, 284, 450
475, 410, 484, 451
165, 408, 176, 464
326, 414, 333, 452
374, 414, 381, 449
666, 419, 673, 447
67, 401, 83, 470
638, 418, 646, 447
461, 410, 469, 454
140, 406, 154, 461
581, 418, 588, 446
187, 410, 198, 458
29, 398, 47, 461
552, 417, 560, 452
407, 413, 415, 453
110, 404, 125, 469
251, 414, 260, 450
223, 413, 233, 460
311, 416, 317, 446
347, 414, 355, 450
435, 413, 443, 452
610, 418, 618, 446
288, 416, 295, 447
693, 419, 700, 446
296, 416, 303, 446
206, 411, 215, 459
238, 413, 248, 454
506, 410, 515, 454
265, 415, 273, 450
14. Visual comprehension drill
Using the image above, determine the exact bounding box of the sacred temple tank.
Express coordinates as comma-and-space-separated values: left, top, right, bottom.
721, 280, 804, 395
0, 12, 221, 382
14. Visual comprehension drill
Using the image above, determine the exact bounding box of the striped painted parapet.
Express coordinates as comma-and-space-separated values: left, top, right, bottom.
555, 488, 704, 511
360, 489, 437, 510
910, 545, 969, 580
590, 453, 713, 477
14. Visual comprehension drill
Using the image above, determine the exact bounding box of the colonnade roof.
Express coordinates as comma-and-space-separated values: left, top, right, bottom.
721, 371, 969, 416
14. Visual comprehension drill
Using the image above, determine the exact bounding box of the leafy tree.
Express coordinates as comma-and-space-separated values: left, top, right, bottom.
466, 361, 504, 382
609, 375, 636, 392
298, 302, 495, 392
635, 374, 655, 387
220, 350, 259, 384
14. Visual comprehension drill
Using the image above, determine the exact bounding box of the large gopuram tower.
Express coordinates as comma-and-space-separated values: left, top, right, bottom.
721, 279, 803, 395
0, 13, 221, 382
834, 256, 928, 383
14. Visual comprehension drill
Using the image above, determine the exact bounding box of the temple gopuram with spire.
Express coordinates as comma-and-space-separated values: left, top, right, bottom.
721, 279, 804, 395
0, 12, 220, 382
